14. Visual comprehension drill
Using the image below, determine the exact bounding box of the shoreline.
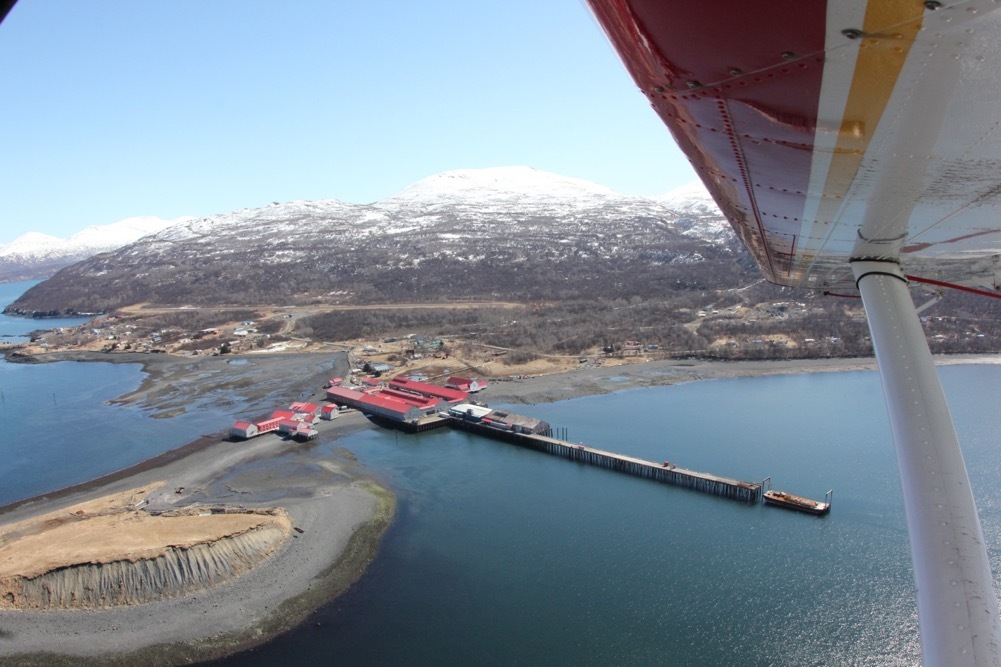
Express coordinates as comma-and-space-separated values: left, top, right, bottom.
2, 350, 999, 664
0, 408, 393, 666
483, 353, 1001, 406
0, 349, 388, 665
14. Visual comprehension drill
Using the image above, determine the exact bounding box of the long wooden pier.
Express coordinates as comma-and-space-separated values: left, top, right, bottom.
448, 418, 762, 503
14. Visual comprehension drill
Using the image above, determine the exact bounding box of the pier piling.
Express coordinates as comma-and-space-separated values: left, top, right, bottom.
448, 418, 761, 503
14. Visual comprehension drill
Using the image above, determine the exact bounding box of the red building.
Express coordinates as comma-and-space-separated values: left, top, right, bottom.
278, 419, 301, 435
255, 409, 295, 435
326, 385, 435, 423
289, 401, 320, 416
388, 377, 468, 404
445, 377, 488, 393
229, 420, 259, 439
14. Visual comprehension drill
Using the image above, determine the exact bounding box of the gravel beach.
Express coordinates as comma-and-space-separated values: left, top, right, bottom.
1, 350, 996, 665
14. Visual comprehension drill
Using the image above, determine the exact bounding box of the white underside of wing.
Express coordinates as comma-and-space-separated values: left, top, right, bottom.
794, 0, 1001, 291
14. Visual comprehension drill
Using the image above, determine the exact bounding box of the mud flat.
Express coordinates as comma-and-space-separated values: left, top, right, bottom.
12, 348, 996, 413
483, 356, 878, 406
3, 350, 344, 420
483, 354, 1001, 406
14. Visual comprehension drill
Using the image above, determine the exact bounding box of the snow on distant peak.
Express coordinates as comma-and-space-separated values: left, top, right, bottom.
0, 215, 193, 267
68, 215, 194, 250
654, 180, 716, 210
385, 167, 618, 202
0, 232, 64, 258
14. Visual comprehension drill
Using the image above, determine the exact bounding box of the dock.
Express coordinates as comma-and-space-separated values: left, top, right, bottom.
448, 415, 762, 503
314, 388, 824, 509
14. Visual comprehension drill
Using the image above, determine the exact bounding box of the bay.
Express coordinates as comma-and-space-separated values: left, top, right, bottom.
209, 363, 1001, 667
0, 356, 237, 505
0, 280, 93, 342
0, 281, 253, 505
3, 279, 1000, 666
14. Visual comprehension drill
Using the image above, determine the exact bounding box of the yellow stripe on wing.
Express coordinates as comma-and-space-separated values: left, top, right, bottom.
804, 2, 924, 274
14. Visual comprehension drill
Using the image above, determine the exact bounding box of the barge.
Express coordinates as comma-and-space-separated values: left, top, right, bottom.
762, 488, 832, 516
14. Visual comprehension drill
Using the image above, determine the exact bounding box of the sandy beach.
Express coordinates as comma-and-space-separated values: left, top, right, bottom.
1, 349, 997, 665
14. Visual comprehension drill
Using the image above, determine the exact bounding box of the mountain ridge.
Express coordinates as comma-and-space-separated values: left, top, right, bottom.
0, 168, 717, 286
6, 168, 733, 315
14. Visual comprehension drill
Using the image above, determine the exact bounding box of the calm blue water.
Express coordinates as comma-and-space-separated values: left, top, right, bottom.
4, 276, 1000, 665
207, 364, 1001, 667
0, 281, 235, 504
0, 358, 237, 504
0, 280, 93, 342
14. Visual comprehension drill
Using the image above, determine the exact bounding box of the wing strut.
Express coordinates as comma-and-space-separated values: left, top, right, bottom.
852, 260, 1001, 667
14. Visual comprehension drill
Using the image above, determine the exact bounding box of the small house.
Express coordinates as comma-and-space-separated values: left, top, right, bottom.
446, 376, 488, 393
278, 419, 301, 435
229, 420, 259, 439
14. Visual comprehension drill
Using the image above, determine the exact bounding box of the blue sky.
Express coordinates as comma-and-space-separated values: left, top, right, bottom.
0, 1, 697, 245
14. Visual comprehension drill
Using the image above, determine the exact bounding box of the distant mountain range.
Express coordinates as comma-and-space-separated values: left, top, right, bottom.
0, 215, 193, 283
5, 167, 745, 315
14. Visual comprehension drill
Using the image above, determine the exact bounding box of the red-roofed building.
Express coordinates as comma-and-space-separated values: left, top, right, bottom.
445, 377, 488, 393
326, 386, 367, 406
294, 423, 318, 441
255, 417, 282, 434
320, 404, 340, 420
278, 419, 301, 435
327, 385, 427, 423
229, 420, 259, 439
357, 393, 422, 422
289, 401, 320, 416
378, 388, 442, 410
388, 377, 468, 404
271, 409, 296, 421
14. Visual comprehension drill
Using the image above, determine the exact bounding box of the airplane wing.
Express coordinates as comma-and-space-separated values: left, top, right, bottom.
584, 2, 1001, 666
585, 0, 1001, 294
0, 1, 16, 27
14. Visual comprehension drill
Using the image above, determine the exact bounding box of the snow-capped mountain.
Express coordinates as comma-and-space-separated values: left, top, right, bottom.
7, 168, 741, 315
386, 167, 619, 203
0, 215, 192, 283
653, 182, 732, 243
655, 181, 715, 211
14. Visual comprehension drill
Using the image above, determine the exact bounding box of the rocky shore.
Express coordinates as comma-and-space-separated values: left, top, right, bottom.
1, 349, 997, 665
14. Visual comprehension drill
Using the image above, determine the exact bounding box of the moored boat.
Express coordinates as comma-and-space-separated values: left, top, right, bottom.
762, 489, 832, 516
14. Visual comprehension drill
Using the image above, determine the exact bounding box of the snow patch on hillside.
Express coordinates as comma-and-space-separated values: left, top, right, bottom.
654, 181, 716, 211
2, 168, 736, 284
